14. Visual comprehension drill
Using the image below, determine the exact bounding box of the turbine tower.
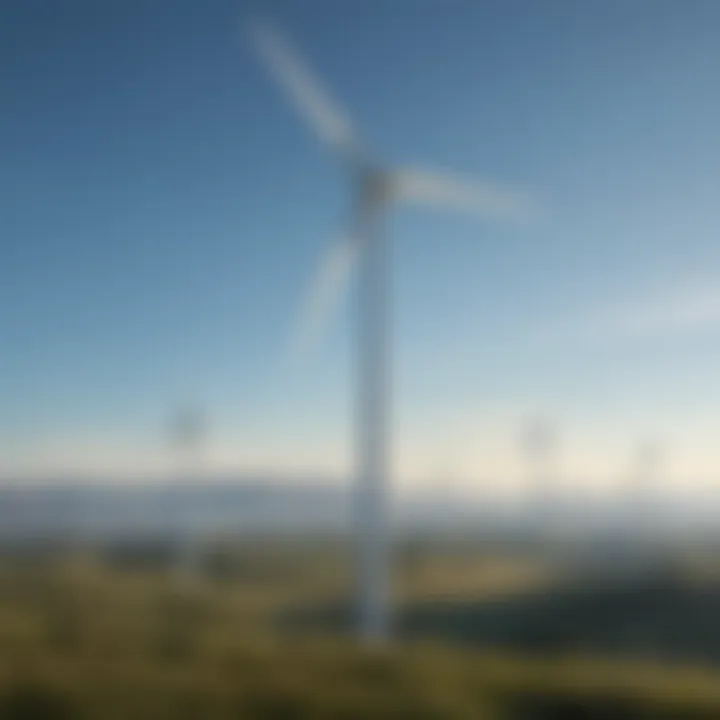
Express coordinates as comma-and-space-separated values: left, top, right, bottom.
250, 20, 526, 644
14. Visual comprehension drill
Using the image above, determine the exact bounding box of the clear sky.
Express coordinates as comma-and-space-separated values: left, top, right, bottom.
3, 0, 720, 491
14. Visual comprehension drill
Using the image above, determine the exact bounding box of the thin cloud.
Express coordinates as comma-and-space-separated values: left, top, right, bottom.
609, 284, 720, 337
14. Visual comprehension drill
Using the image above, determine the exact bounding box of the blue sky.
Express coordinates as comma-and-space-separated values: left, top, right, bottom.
3, 0, 720, 489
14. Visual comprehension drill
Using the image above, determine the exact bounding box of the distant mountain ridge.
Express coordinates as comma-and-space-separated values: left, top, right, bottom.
0, 477, 717, 541
0, 478, 348, 538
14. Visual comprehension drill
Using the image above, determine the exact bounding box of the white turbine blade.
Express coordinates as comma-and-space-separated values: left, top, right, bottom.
250, 19, 359, 158
392, 167, 529, 220
291, 236, 358, 359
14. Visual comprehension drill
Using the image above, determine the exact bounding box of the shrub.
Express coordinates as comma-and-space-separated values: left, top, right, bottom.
1, 683, 82, 720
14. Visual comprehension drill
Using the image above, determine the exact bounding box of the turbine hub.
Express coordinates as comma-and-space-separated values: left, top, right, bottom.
358, 167, 393, 209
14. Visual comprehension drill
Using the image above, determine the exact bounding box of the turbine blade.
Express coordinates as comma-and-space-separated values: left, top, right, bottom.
392, 167, 529, 221
250, 19, 360, 159
291, 235, 358, 360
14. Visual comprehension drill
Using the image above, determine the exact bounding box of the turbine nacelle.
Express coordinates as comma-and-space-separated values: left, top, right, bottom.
356, 166, 395, 211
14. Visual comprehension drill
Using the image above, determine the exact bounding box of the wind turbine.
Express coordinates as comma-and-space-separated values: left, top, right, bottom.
626, 439, 664, 543
168, 405, 206, 585
518, 414, 559, 538
250, 20, 527, 644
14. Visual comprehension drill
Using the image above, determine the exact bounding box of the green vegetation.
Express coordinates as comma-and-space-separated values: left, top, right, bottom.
0, 538, 717, 718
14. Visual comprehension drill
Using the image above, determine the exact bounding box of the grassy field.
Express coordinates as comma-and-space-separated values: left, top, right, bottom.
0, 536, 718, 718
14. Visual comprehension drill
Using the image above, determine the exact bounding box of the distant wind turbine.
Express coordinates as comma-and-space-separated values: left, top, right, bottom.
169, 405, 206, 584
626, 439, 664, 538
250, 19, 528, 644
518, 415, 559, 537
